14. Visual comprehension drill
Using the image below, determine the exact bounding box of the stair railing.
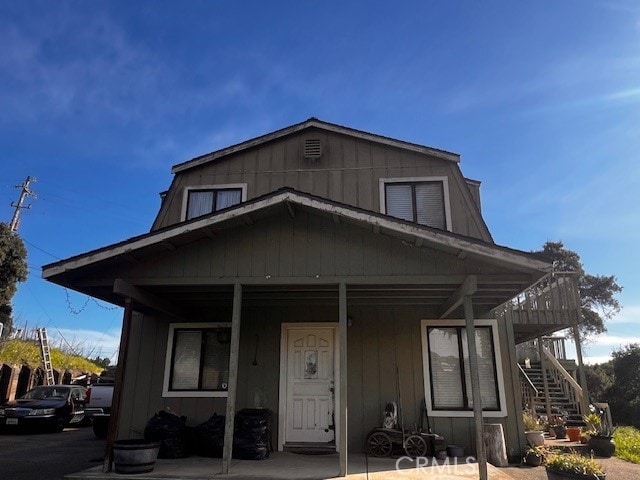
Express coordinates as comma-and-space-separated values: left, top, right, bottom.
518, 363, 539, 415
542, 346, 584, 414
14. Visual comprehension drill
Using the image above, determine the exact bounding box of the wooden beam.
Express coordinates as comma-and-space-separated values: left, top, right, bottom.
161, 240, 177, 251
463, 296, 487, 480
113, 279, 187, 321
103, 273, 531, 288
338, 282, 348, 477
222, 284, 242, 474
103, 298, 133, 472
285, 201, 296, 218
572, 325, 590, 415
538, 336, 552, 421
438, 275, 478, 318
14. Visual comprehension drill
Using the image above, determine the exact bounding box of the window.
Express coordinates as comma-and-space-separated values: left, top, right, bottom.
421, 319, 506, 417
380, 177, 451, 230
186, 188, 242, 220
163, 323, 231, 397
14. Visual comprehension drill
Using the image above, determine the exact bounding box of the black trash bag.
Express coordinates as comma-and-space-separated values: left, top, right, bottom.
144, 410, 188, 458
233, 409, 272, 460
191, 413, 226, 458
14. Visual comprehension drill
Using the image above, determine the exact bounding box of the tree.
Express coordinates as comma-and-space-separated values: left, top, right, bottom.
0, 223, 28, 341
606, 344, 640, 428
533, 241, 622, 338
91, 356, 111, 368
584, 362, 613, 402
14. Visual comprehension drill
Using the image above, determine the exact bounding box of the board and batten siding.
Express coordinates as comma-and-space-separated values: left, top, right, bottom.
104, 208, 512, 285
151, 129, 490, 242
118, 304, 522, 456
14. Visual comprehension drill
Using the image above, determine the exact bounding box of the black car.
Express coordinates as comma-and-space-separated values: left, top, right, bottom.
0, 385, 87, 433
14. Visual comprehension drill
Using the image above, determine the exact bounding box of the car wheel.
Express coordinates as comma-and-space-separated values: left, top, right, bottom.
52, 416, 66, 433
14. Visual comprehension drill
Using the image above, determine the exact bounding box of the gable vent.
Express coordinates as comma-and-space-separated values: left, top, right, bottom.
304, 139, 322, 159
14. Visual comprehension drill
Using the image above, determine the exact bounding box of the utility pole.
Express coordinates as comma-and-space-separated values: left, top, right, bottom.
9, 176, 36, 232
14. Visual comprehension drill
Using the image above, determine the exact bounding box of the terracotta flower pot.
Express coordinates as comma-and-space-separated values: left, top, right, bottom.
566, 427, 581, 442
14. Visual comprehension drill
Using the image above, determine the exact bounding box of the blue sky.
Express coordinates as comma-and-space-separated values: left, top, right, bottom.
1, 1, 639, 364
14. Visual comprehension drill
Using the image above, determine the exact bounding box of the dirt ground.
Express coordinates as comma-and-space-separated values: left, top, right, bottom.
502, 456, 640, 480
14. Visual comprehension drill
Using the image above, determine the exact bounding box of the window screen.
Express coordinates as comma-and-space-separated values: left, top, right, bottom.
385, 181, 446, 229
169, 327, 231, 391
427, 326, 499, 411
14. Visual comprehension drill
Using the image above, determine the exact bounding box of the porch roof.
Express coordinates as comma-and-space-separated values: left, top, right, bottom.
42, 188, 552, 319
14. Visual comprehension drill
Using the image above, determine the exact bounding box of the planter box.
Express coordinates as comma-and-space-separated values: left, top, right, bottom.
113, 439, 161, 474
546, 467, 606, 480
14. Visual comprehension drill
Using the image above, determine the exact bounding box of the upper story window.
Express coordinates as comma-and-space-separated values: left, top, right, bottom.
380, 177, 451, 230
183, 184, 247, 221
163, 322, 231, 397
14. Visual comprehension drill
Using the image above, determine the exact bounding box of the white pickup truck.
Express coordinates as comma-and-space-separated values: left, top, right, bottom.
85, 381, 114, 438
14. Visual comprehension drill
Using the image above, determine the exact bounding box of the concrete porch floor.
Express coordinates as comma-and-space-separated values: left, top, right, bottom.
67, 453, 515, 480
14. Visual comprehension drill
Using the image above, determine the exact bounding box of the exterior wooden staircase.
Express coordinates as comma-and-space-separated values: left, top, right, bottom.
520, 362, 581, 416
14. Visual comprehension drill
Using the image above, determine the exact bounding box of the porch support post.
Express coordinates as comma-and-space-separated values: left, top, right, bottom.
572, 324, 590, 414
338, 282, 348, 477
222, 283, 242, 474
538, 336, 552, 421
103, 297, 133, 473
463, 296, 487, 480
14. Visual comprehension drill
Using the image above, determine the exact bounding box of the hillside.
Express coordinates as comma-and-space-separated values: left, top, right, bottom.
0, 339, 104, 374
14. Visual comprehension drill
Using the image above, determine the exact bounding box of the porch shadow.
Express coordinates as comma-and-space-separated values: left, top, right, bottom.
67, 453, 515, 480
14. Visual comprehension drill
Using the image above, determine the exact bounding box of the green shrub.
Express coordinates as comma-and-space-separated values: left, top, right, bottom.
523, 411, 542, 431
0, 339, 103, 374
614, 426, 640, 464
545, 451, 605, 476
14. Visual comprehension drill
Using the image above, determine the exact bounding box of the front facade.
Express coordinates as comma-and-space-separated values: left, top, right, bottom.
42, 119, 582, 475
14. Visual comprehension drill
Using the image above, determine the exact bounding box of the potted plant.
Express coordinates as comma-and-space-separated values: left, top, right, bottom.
524, 444, 547, 467
545, 451, 605, 480
549, 416, 567, 439
584, 413, 615, 458
523, 411, 545, 446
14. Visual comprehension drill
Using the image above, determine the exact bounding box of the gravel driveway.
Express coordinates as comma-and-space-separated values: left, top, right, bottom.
502, 456, 640, 480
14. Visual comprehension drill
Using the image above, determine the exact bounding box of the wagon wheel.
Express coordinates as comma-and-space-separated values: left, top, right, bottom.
367, 431, 393, 457
404, 434, 428, 458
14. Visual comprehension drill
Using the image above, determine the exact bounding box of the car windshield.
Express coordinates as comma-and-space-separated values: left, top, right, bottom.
21, 387, 70, 400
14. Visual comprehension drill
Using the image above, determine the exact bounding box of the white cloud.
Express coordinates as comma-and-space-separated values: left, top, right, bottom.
584, 355, 613, 365
591, 334, 640, 347
607, 305, 640, 324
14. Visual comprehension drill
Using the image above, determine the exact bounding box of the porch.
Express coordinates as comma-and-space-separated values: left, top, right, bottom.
66, 452, 515, 480
41, 193, 584, 479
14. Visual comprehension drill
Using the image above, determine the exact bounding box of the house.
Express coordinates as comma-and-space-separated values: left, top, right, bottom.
42, 118, 585, 477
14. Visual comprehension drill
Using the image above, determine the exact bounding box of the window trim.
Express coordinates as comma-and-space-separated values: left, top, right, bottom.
162, 322, 231, 398
420, 319, 507, 417
181, 183, 248, 221
379, 176, 452, 231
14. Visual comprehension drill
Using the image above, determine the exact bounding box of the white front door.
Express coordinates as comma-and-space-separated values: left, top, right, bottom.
285, 326, 335, 444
